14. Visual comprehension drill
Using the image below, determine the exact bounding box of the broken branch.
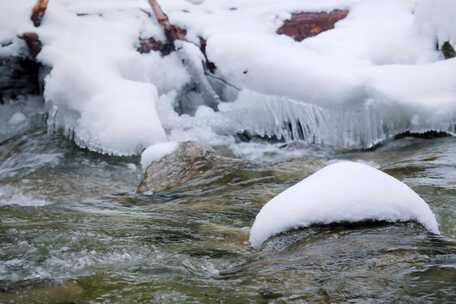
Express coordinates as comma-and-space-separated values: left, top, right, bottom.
147, 0, 186, 45
31, 0, 49, 27
146, 0, 222, 114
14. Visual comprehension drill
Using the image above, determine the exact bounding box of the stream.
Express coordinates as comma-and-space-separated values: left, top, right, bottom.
1, 120, 456, 303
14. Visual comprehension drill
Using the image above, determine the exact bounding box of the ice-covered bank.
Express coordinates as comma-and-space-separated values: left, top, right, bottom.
1, 0, 456, 155
249, 161, 440, 249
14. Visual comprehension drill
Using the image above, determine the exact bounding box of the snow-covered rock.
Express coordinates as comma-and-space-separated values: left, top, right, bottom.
137, 141, 216, 193
140, 141, 179, 170
137, 141, 247, 193
249, 161, 439, 249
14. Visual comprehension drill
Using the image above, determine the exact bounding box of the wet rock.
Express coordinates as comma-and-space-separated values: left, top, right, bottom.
441, 41, 456, 59
0, 57, 42, 103
228, 222, 456, 302
137, 37, 169, 55
277, 10, 349, 42
137, 142, 244, 193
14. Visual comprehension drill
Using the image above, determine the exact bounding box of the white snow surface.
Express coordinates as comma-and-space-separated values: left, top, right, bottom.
1, 0, 456, 154
416, 0, 456, 47
140, 141, 179, 169
163, 0, 456, 148
249, 161, 440, 249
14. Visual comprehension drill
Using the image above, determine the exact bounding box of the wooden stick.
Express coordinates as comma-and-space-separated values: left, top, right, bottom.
31, 0, 49, 27
147, 0, 186, 44
148, 0, 169, 26
146, 0, 221, 113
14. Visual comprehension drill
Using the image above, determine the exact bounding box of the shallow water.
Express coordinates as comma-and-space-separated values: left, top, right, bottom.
1, 128, 456, 303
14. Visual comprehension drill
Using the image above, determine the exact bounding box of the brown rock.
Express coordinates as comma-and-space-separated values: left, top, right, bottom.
137, 142, 217, 193
277, 9, 349, 42
18, 32, 42, 58
137, 142, 248, 193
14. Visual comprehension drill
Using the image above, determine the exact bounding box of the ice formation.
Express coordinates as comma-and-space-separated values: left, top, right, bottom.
1, 0, 456, 155
0, 96, 45, 142
249, 161, 440, 249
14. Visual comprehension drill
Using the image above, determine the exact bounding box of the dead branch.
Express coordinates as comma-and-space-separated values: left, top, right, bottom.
146, 0, 223, 113
31, 0, 50, 27
147, 0, 186, 45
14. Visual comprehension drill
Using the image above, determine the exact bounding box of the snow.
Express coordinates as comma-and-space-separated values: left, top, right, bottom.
38, 1, 181, 155
249, 161, 440, 249
163, 0, 456, 148
1, 0, 456, 154
0, 0, 35, 56
140, 141, 179, 169
8, 112, 27, 125
416, 0, 456, 47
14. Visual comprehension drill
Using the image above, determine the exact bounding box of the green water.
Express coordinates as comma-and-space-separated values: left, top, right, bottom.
1, 130, 456, 303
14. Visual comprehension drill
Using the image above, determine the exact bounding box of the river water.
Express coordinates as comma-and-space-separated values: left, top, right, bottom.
1, 122, 456, 303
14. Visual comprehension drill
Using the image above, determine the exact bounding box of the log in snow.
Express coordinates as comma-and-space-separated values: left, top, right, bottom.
147, 0, 221, 114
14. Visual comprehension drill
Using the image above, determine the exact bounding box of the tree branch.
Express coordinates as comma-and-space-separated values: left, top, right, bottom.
31, 0, 50, 27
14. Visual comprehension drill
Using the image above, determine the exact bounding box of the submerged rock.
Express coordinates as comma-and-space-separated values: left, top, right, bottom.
235, 222, 456, 303
137, 142, 244, 193
277, 10, 349, 42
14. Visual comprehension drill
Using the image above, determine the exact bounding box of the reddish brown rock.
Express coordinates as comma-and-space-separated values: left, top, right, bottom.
18, 32, 42, 58
277, 9, 349, 42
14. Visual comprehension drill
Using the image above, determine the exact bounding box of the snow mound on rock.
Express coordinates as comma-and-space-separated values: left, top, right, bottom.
249, 161, 439, 249
141, 141, 179, 169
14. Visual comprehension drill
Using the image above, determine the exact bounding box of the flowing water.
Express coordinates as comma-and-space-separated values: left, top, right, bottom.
1, 119, 456, 303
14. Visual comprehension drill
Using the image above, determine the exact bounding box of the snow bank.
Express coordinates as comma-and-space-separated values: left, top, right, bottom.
249, 161, 439, 249
163, 0, 456, 148
140, 141, 178, 169
0, 0, 189, 155
38, 1, 185, 155
2, 0, 456, 154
